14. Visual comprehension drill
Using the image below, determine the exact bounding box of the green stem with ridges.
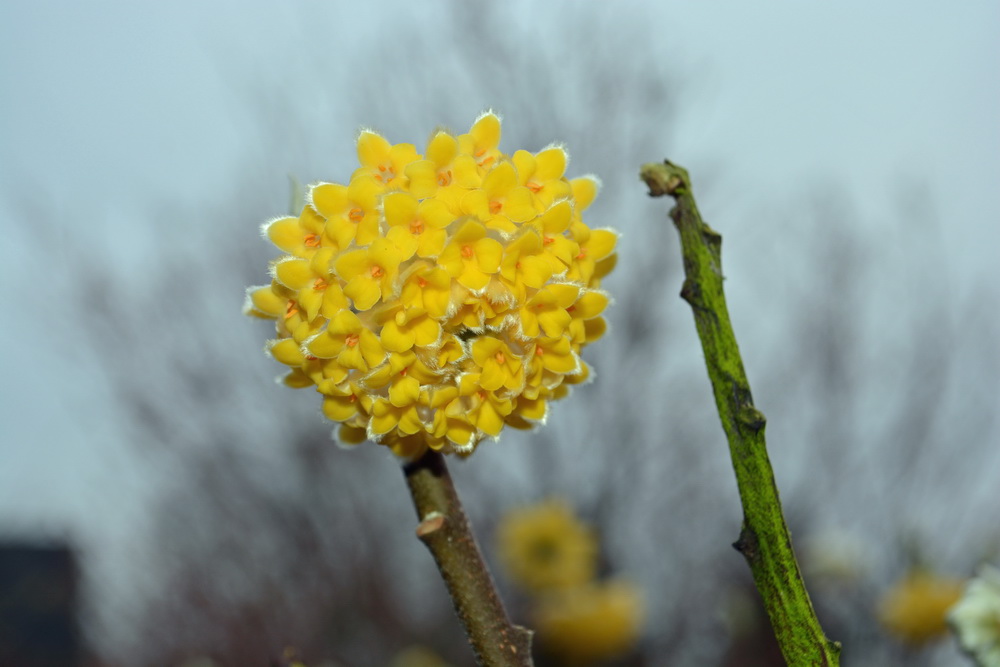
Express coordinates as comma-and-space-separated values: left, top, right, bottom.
640, 160, 842, 666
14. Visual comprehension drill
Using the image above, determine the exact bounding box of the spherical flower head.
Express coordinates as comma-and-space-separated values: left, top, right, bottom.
949, 565, 1000, 667
877, 570, 966, 645
245, 112, 616, 458
495, 499, 598, 593
532, 580, 644, 663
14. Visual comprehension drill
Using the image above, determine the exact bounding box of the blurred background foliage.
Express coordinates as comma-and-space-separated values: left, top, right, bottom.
2, 3, 998, 666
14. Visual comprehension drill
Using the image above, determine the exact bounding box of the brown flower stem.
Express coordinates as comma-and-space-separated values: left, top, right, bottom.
640, 160, 842, 666
403, 449, 533, 666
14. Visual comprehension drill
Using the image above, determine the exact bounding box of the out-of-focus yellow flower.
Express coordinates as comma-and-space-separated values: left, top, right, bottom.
390, 645, 453, 667
246, 112, 615, 457
533, 580, 644, 664
949, 565, 1000, 667
877, 570, 965, 645
496, 499, 598, 592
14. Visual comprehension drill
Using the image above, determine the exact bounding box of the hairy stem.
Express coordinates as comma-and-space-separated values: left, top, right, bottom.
403, 449, 533, 666
640, 160, 842, 666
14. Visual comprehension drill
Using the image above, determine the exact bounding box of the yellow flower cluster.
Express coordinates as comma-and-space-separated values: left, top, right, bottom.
533, 581, 645, 665
495, 500, 643, 664
496, 499, 598, 592
877, 570, 965, 645
245, 113, 615, 457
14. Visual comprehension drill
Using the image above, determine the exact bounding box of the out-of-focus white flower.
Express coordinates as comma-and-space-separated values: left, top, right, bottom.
800, 528, 870, 586
949, 565, 1000, 667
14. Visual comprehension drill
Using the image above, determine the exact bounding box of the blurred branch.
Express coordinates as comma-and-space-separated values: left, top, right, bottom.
403, 450, 533, 666
640, 160, 842, 666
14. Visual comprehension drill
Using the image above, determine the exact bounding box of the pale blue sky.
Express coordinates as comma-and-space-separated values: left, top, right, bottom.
1, 0, 998, 659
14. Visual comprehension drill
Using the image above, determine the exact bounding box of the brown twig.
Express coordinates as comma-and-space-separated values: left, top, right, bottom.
403, 449, 533, 666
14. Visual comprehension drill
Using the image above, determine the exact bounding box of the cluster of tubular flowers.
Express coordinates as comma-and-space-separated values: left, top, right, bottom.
877, 569, 966, 645
496, 499, 598, 593
495, 500, 644, 663
245, 112, 616, 457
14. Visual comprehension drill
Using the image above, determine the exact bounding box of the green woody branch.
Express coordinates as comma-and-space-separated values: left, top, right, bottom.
403, 449, 534, 666
640, 161, 841, 666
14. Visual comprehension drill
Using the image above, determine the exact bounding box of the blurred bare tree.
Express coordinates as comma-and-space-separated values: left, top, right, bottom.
51, 4, 1000, 666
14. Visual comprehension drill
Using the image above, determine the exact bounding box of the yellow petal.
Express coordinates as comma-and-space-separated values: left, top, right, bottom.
415, 228, 447, 259
310, 183, 348, 219
504, 186, 537, 223
306, 332, 341, 359
381, 319, 415, 353
268, 338, 305, 366
359, 329, 386, 368
427, 131, 458, 167
476, 399, 505, 436
383, 191, 419, 228
247, 286, 286, 317
475, 238, 504, 273
411, 317, 441, 346
483, 161, 516, 198
397, 406, 424, 435
345, 276, 380, 311
273, 258, 313, 290
347, 174, 381, 209
538, 309, 572, 338
519, 256, 554, 290
370, 401, 399, 435
548, 283, 581, 308
323, 395, 359, 422
329, 309, 363, 334
511, 150, 535, 184
420, 198, 454, 228
535, 146, 568, 181
537, 201, 572, 234
335, 248, 370, 280
357, 130, 391, 167
570, 176, 600, 211
458, 265, 490, 291
403, 159, 437, 199
386, 226, 419, 261
389, 376, 421, 407
575, 291, 609, 319
587, 229, 619, 261
472, 337, 503, 365
469, 111, 501, 151
264, 216, 303, 253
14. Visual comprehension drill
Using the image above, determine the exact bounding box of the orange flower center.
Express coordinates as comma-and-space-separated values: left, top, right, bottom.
313, 278, 328, 291
576, 247, 587, 259
284, 301, 298, 319
345, 333, 360, 348
303, 233, 321, 247
494, 351, 506, 365
543, 236, 555, 245
370, 265, 384, 278
417, 277, 428, 288
488, 200, 502, 215
409, 218, 425, 234
474, 149, 495, 168
348, 207, 364, 222
461, 245, 474, 259
437, 170, 453, 187
375, 164, 396, 183
527, 181, 543, 193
